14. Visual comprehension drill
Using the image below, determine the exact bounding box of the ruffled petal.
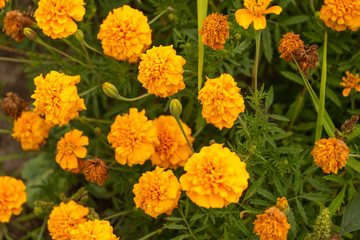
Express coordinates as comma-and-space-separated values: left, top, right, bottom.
264, 6, 282, 15
235, 9, 255, 29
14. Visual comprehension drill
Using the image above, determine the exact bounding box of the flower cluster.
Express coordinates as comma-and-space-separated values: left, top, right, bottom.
340, 71, 360, 97
2, 10, 34, 42
278, 31, 304, 62
199, 13, 229, 50
70, 219, 119, 240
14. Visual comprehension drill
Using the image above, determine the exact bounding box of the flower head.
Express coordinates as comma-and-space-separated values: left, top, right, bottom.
0, 176, 26, 223
1, 92, 29, 119
12, 111, 52, 151
311, 138, 350, 174
98, 5, 152, 63
199, 13, 229, 50
235, 0, 282, 30
320, 0, 360, 31
107, 108, 158, 166
82, 158, 109, 186
47, 200, 89, 240
133, 167, 181, 218
70, 219, 119, 240
293, 44, 319, 77
138, 45, 186, 98
31, 71, 86, 126
34, 0, 86, 39
2, 10, 34, 42
276, 197, 289, 212
151, 115, 194, 169
340, 71, 360, 97
198, 73, 245, 130
180, 144, 249, 208
278, 31, 304, 62
253, 206, 290, 240
56, 129, 89, 172
0, 0, 9, 9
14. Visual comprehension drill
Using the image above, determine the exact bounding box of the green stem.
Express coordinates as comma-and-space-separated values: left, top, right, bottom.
36, 216, 48, 240
179, 206, 197, 240
350, 92, 355, 111
197, 0, 208, 92
114, 93, 151, 102
136, 228, 164, 240
289, 85, 307, 130
78, 84, 102, 97
174, 118, 195, 153
315, 30, 328, 141
237, 115, 251, 139
148, 8, 169, 25
192, 121, 206, 138
0, 129, 12, 134
83, 41, 104, 55
78, 40, 104, 81
253, 30, 261, 115
77, 116, 112, 124
61, 38, 85, 57
349, 154, 360, 158
102, 210, 133, 220
0, 57, 54, 64
349, 51, 360, 63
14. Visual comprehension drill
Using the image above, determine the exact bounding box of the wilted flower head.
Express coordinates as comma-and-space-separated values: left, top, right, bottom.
253, 206, 290, 240
70, 219, 119, 240
31, 71, 86, 126
278, 31, 304, 62
198, 73, 245, 130
340, 71, 360, 97
82, 158, 109, 186
2, 10, 34, 42
138, 45, 186, 98
34, 0, 86, 39
133, 167, 181, 218
293, 44, 319, 77
0, 176, 27, 223
235, 0, 282, 30
1, 92, 29, 119
320, 0, 360, 31
199, 13, 229, 50
276, 197, 289, 212
98, 5, 152, 63
311, 138, 350, 174
180, 144, 249, 208
0, 0, 9, 9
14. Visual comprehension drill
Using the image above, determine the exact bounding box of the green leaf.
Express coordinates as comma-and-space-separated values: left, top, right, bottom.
257, 188, 276, 201
306, 178, 333, 193
244, 174, 266, 201
347, 127, 360, 142
165, 223, 187, 230
296, 198, 308, 225
281, 71, 303, 85
273, 173, 285, 196
268, 114, 290, 121
262, 27, 273, 63
287, 208, 298, 236
323, 175, 348, 185
300, 192, 329, 202
325, 86, 341, 107
170, 234, 192, 240
329, 185, 346, 216
283, 15, 310, 25
347, 157, 360, 173
277, 147, 303, 154
341, 192, 360, 235
265, 86, 274, 112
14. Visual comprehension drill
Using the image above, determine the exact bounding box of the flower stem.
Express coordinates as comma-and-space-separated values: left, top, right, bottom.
148, 8, 169, 25
315, 29, 328, 141
103, 210, 133, 220
37, 216, 48, 240
0, 129, 12, 134
197, 0, 208, 92
83, 41, 104, 55
77, 116, 112, 124
349, 154, 360, 158
237, 115, 251, 139
136, 228, 165, 240
78, 84, 102, 97
174, 117, 195, 153
0, 57, 54, 64
114, 93, 151, 102
253, 30, 261, 115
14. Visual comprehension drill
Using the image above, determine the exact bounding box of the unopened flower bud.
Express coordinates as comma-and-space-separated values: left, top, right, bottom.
94, 127, 101, 137
23, 27, 37, 40
170, 99, 182, 118
276, 197, 289, 213
234, 33, 242, 41
75, 30, 84, 42
103, 82, 120, 99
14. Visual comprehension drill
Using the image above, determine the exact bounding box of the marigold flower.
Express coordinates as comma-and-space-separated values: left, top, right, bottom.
47, 200, 89, 240
56, 129, 89, 172
180, 144, 249, 208
293, 44, 319, 77
98, 5, 152, 63
253, 206, 291, 240
1, 92, 29, 119
198, 73, 245, 130
133, 167, 181, 218
199, 13, 229, 50
235, 0, 282, 30
0, 0, 9, 9
12, 111, 52, 151
0, 176, 27, 223
2, 10, 34, 42
278, 31, 304, 62
151, 115, 194, 169
138, 45, 186, 98
82, 158, 109, 186
320, 0, 360, 31
276, 197, 289, 212
70, 219, 119, 240
107, 108, 158, 166
311, 138, 350, 174
34, 0, 86, 39
31, 71, 86, 126
340, 71, 360, 97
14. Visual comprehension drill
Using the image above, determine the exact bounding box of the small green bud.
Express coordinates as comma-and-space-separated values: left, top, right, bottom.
170, 99, 182, 118
34, 207, 45, 216
23, 28, 38, 40
75, 30, 84, 42
234, 33, 242, 41
87, 208, 100, 220
314, 11, 320, 19
95, 127, 101, 137
103, 82, 120, 99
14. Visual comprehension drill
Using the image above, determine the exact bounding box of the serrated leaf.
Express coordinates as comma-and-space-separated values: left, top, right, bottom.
287, 208, 298, 236
273, 173, 285, 196
262, 27, 273, 63
268, 114, 290, 121
306, 178, 333, 193
347, 157, 360, 174
272, 132, 293, 140
329, 185, 346, 216
233, 216, 252, 236
277, 147, 303, 154
325, 86, 341, 107
166, 217, 183, 222
165, 223, 187, 230
281, 71, 303, 85
295, 169, 302, 196
265, 86, 274, 112
249, 198, 271, 206
257, 188, 276, 201
170, 234, 192, 240
323, 175, 348, 185
300, 192, 329, 202
341, 192, 360, 234
283, 15, 310, 25
244, 174, 266, 201
296, 198, 308, 225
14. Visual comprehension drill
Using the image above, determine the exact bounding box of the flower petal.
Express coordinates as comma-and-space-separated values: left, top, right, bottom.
253, 16, 267, 30
235, 9, 254, 29
264, 6, 282, 15
343, 88, 351, 97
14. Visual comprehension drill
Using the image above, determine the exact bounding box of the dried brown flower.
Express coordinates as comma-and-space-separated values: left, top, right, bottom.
278, 31, 304, 62
335, 115, 359, 140
1, 92, 29, 119
293, 44, 319, 77
2, 10, 34, 42
199, 13, 229, 50
82, 158, 109, 186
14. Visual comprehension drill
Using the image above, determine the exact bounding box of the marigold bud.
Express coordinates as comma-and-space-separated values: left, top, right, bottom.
75, 29, 84, 42
23, 27, 37, 40
170, 99, 182, 118
103, 82, 120, 99
276, 197, 289, 212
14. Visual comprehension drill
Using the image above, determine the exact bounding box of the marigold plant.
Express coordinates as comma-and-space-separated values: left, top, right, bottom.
199, 13, 229, 50
340, 71, 360, 97
70, 219, 119, 240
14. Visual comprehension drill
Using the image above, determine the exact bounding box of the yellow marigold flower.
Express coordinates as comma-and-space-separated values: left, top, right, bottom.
138, 45, 186, 98
133, 167, 181, 218
12, 111, 52, 151
311, 138, 350, 174
34, 0, 85, 39
276, 197, 289, 212
340, 71, 360, 97
70, 219, 119, 240
198, 73, 245, 130
56, 129, 89, 172
199, 13, 229, 50
180, 144, 249, 208
235, 0, 282, 30
253, 206, 291, 240
47, 200, 89, 240
278, 31, 304, 62
107, 108, 158, 166
31, 71, 86, 127
0, 176, 26, 223
2, 10, 34, 42
151, 115, 194, 169
97, 5, 152, 63
320, 0, 360, 32
0, 0, 9, 9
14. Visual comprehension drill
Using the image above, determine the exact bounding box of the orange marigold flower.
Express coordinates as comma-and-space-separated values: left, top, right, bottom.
199, 13, 229, 50
0, 0, 9, 9
1, 92, 29, 120
320, 0, 360, 32
278, 31, 304, 62
82, 158, 109, 186
340, 71, 360, 97
198, 73, 245, 130
12, 111, 52, 151
276, 197, 289, 212
70, 219, 119, 240
31, 71, 86, 127
133, 167, 181, 218
311, 138, 350, 174
235, 0, 282, 30
253, 206, 291, 240
138, 45, 186, 98
180, 144, 249, 208
151, 115, 194, 169
34, 0, 85, 39
97, 5, 152, 63
47, 200, 89, 240
2, 10, 34, 42
56, 129, 89, 172
0, 176, 26, 223
107, 108, 158, 166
